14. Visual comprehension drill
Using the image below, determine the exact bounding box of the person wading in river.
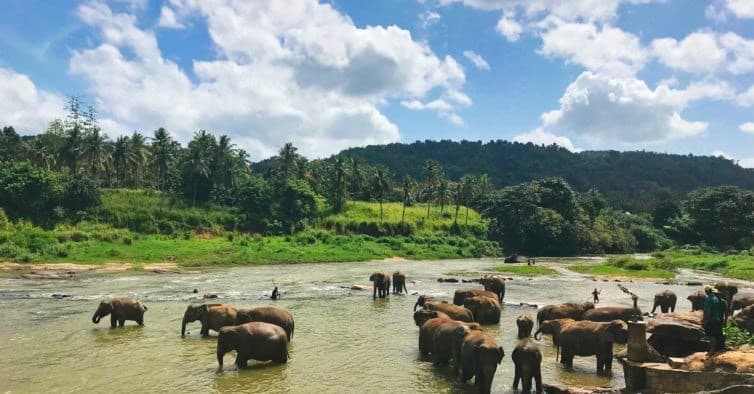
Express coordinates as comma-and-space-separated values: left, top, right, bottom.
271, 286, 280, 300
592, 288, 601, 304
703, 285, 727, 354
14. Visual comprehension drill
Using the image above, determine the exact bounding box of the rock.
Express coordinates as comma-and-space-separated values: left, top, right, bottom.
192, 289, 198, 293
732, 292, 754, 311
680, 347, 754, 374
351, 284, 370, 291
647, 311, 708, 357
733, 305, 754, 334
52, 294, 71, 300
687, 281, 703, 286
437, 278, 459, 283
202, 293, 218, 299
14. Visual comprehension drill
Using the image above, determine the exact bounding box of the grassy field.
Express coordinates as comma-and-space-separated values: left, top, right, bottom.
493, 264, 557, 276
569, 263, 676, 279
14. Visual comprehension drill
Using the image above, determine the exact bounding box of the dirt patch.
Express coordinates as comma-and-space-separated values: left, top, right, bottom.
0, 261, 185, 277
382, 256, 409, 263
143, 262, 180, 273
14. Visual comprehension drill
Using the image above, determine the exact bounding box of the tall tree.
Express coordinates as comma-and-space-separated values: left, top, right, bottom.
436, 179, 452, 214
276, 142, 298, 181
330, 156, 349, 212
213, 135, 236, 189
373, 166, 390, 223
80, 128, 111, 179
349, 156, 365, 201
128, 132, 150, 188
111, 136, 131, 187
401, 175, 414, 223
150, 128, 176, 191
460, 175, 476, 225
422, 160, 442, 219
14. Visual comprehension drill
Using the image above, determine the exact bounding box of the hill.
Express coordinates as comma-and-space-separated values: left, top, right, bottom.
252, 140, 754, 212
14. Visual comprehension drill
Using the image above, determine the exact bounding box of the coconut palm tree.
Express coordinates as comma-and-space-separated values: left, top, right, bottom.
422, 160, 442, 219
277, 142, 298, 181
330, 156, 349, 212
436, 179, 453, 214
460, 175, 476, 225
60, 123, 83, 175
150, 128, 175, 191
213, 135, 236, 189
129, 132, 151, 188
401, 175, 415, 223
373, 166, 390, 223
80, 128, 111, 179
111, 136, 132, 187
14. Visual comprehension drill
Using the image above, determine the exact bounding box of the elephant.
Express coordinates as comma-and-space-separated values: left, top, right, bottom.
582, 297, 642, 323
652, 290, 677, 314
216, 322, 288, 368
479, 275, 506, 303
181, 303, 238, 337
235, 307, 295, 341
419, 316, 481, 355
688, 290, 706, 311
733, 304, 754, 334
517, 313, 535, 340
557, 320, 628, 371
431, 320, 483, 369
415, 295, 474, 322
715, 282, 738, 314
463, 296, 501, 325
92, 297, 147, 328
392, 271, 408, 294
733, 292, 754, 311
370, 271, 391, 299
414, 308, 449, 327
453, 289, 498, 306
536, 302, 594, 326
533, 318, 576, 361
460, 331, 505, 394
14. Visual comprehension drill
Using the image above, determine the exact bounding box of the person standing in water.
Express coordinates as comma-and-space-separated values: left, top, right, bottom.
592, 288, 601, 304
271, 286, 280, 300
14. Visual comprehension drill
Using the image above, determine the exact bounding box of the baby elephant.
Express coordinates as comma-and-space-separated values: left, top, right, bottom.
217, 322, 289, 368
92, 297, 147, 328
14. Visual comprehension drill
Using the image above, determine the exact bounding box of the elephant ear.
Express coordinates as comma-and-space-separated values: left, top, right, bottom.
200, 304, 210, 314
369, 274, 375, 281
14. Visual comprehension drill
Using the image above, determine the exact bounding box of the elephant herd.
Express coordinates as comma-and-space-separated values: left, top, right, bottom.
91, 296, 295, 369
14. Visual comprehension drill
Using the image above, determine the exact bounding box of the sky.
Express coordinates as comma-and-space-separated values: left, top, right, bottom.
1, 0, 753, 165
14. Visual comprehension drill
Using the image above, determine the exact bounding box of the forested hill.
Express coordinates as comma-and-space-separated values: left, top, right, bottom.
255, 140, 754, 212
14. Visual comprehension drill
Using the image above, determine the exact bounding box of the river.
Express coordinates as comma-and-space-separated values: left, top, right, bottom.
0, 258, 740, 393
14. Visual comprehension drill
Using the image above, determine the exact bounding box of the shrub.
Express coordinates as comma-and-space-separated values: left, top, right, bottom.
122, 237, 133, 245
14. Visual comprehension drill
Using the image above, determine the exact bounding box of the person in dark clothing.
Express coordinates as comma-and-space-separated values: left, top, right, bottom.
271, 286, 280, 300
703, 285, 727, 354
592, 288, 601, 304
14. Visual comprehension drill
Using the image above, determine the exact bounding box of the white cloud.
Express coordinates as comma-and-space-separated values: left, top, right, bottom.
157, 6, 185, 29
726, 0, 754, 19
651, 32, 727, 74
439, 0, 653, 22
419, 10, 441, 28
720, 32, 754, 75
0, 67, 66, 133
463, 50, 490, 70
400, 89, 471, 125
540, 72, 732, 147
69, 0, 469, 159
513, 127, 575, 150
738, 85, 754, 107
539, 22, 647, 76
712, 149, 754, 168
496, 13, 522, 41
740, 122, 754, 134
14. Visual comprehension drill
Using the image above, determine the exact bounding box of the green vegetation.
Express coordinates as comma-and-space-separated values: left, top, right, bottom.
643, 249, 754, 281
570, 255, 676, 279
493, 265, 557, 276
724, 322, 754, 348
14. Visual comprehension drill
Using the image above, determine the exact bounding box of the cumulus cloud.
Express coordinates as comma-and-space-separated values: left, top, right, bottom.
419, 10, 441, 28
157, 6, 185, 29
463, 50, 490, 70
539, 22, 646, 76
513, 127, 575, 150
738, 85, 754, 107
540, 72, 733, 147
726, 0, 754, 19
0, 67, 66, 133
741, 122, 754, 134
439, 0, 653, 22
496, 13, 522, 41
400, 89, 471, 126
69, 0, 469, 158
651, 32, 727, 74
720, 32, 754, 75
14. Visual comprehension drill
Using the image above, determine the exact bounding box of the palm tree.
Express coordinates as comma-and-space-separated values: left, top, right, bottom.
460, 175, 476, 225
422, 160, 441, 219
373, 166, 390, 222
349, 156, 365, 201
129, 132, 150, 188
111, 136, 131, 187
80, 128, 111, 179
330, 156, 349, 212
401, 175, 414, 223
60, 123, 83, 175
213, 135, 236, 189
151, 128, 175, 191
277, 142, 298, 180
436, 179, 453, 214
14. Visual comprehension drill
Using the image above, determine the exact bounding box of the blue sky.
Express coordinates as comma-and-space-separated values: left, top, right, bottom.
1, 0, 753, 165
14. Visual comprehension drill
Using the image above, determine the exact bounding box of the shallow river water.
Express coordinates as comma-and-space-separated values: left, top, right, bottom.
0, 258, 743, 393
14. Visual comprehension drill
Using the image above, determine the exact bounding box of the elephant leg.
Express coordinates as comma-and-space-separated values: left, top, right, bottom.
235, 354, 248, 368
605, 348, 614, 370
596, 355, 604, 371
373, 285, 377, 299
119, 319, 125, 327
671, 304, 675, 312
110, 315, 117, 328
560, 350, 574, 367
461, 366, 473, 381
651, 304, 657, 314
522, 372, 532, 393
512, 362, 521, 390
137, 318, 144, 326
534, 365, 542, 394
200, 324, 209, 337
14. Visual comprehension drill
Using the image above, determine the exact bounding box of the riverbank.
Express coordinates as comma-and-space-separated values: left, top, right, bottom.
567, 253, 754, 281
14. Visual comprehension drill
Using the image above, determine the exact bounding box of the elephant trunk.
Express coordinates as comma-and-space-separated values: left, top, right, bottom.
414, 298, 422, 311
533, 327, 542, 341
181, 316, 189, 337
92, 313, 101, 324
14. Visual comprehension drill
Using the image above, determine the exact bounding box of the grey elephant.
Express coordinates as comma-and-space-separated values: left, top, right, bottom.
512, 314, 542, 394
733, 292, 754, 311
479, 275, 506, 303
370, 271, 391, 299
463, 296, 501, 324
414, 295, 474, 322
558, 320, 628, 371
92, 297, 147, 328
419, 316, 481, 355
687, 290, 706, 311
181, 303, 238, 337
652, 290, 677, 313
715, 281, 738, 314
392, 271, 408, 294
582, 297, 642, 323
536, 302, 594, 326
533, 318, 576, 361
431, 320, 482, 369
235, 306, 295, 341
414, 308, 449, 327
453, 289, 498, 306
216, 322, 288, 368
460, 330, 505, 394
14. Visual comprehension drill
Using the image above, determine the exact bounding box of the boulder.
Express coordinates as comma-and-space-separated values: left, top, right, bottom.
647, 311, 707, 357
733, 292, 754, 311
678, 346, 754, 374
733, 305, 754, 334
350, 284, 370, 291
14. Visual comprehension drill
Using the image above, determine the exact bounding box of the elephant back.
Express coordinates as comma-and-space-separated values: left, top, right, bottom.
237, 307, 294, 340
453, 289, 497, 306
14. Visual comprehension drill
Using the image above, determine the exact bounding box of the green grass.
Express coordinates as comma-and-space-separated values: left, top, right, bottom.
645, 250, 754, 281
569, 255, 676, 279
493, 264, 557, 276
322, 201, 485, 236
